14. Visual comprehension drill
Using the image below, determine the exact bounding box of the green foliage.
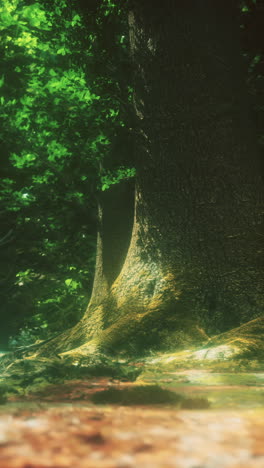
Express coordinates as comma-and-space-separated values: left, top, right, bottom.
101, 167, 136, 191
0, 0, 133, 193
0, 0, 134, 346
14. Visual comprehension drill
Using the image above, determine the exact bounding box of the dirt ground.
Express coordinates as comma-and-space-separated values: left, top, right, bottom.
0, 404, 264, 468
0, 373, 263, 468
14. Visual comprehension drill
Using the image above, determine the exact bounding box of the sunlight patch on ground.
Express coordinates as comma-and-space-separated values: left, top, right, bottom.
147, 350, 191, 365
191, 344, 239, 360
167, 371, 264, 386
147, 344, 240, 367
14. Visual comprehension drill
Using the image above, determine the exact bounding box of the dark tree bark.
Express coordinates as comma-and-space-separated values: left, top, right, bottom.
39, 0, 263, 358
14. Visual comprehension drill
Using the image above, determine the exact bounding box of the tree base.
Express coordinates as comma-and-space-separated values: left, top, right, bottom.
0, 317, 262, 389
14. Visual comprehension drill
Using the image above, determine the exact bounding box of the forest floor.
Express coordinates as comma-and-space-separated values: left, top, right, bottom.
0, 363, 263, 468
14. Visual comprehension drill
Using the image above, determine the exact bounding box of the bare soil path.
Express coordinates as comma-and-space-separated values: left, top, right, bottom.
0, 372, 263, 468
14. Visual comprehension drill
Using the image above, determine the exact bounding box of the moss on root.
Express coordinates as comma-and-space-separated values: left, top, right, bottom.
206, 317, 264, 359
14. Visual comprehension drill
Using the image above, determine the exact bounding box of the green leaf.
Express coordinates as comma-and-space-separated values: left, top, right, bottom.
57, 47, 67, 55
71, 14, 81, 26
65, 278, 79, 289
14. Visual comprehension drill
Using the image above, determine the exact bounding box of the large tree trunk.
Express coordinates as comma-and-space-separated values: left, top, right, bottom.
39, 0, 263, 358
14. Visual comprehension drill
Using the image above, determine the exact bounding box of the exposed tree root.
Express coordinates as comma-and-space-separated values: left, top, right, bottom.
0, 317, 263, 387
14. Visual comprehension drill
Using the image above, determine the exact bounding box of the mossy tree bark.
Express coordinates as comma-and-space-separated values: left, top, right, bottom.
39, 0, 263, 358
